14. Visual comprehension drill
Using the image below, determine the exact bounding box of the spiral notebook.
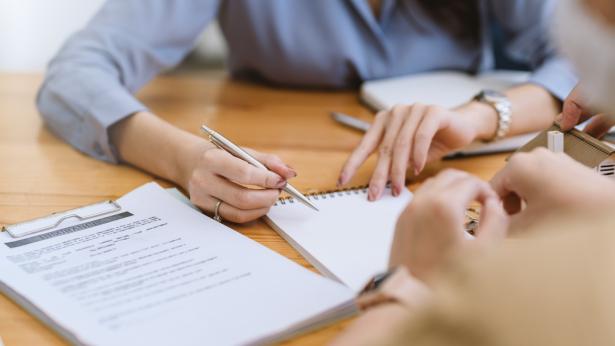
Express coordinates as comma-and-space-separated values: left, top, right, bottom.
265, 186, 413, 292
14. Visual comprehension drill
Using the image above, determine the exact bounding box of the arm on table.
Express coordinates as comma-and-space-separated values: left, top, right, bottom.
36, 0, 294, 222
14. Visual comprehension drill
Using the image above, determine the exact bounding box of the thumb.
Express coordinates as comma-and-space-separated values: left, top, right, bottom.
474, 198, 509, 244
584, 113, 615, 139
559, 85, 592, 131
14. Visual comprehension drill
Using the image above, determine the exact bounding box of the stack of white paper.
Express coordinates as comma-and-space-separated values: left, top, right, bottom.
0, 183, 355, 346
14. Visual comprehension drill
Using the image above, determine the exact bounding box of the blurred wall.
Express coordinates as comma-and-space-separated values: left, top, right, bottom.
0, 0, 226, 73
0, 0, 104, 72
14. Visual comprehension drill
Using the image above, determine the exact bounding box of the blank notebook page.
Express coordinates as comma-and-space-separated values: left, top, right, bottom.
265, 187, 412, 292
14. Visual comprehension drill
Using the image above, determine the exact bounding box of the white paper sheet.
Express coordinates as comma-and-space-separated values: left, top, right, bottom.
266, 187, 412, 292
0, 183, 354, 346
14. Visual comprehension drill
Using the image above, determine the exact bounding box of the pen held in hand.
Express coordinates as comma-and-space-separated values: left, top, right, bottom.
200, 125, 319, 212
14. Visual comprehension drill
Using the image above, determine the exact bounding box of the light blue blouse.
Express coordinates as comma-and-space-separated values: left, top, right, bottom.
37, 0, 577, 163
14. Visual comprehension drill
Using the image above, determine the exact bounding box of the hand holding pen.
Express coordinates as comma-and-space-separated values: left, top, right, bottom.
179, 126, 300, 223
188, 125, 317, 223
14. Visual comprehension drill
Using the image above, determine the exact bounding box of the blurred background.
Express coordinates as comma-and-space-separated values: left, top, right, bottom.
0, 0, 526, 73
0, 0, 227, 73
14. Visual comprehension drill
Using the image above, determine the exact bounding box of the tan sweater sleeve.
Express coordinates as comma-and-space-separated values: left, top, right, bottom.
334, 213, 615, 346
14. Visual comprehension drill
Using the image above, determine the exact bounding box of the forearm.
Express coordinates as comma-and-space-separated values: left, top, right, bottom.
110, 111, 211, 188
458, 84, 561, 141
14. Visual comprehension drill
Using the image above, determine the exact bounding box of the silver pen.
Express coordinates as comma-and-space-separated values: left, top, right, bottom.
201, 125, 319, 212
330, 111, 371, 132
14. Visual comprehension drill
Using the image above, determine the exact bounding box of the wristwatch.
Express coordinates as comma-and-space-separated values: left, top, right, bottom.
356, 267, 431, 311
473, 90, 512, 141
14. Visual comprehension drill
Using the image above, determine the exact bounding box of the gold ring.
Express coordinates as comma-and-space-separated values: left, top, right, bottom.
213, 200, 223, 222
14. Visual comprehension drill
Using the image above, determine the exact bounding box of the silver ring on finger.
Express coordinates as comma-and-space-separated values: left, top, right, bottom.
213, 199, 223, 223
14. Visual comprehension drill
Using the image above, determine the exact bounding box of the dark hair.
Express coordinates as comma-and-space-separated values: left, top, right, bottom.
416, 0, 480, 44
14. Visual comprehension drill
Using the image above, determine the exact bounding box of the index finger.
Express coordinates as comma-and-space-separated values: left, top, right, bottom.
489, 160, 525, 214
338, 111, 388, 186
244, 148, 297, 180
559, 85, 592, 131
206, 149, 287, 189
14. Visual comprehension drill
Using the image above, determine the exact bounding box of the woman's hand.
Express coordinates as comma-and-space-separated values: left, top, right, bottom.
338, 103, 496, 201
390, 169, 509, 280
490, 148, 615, 233
180, 142, 297, 223
110, 111, 297, 224
558, 84, 615, 138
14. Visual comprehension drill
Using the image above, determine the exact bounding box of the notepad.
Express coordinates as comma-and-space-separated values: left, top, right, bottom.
0, 183, 356, 346
265, 186, 413, 292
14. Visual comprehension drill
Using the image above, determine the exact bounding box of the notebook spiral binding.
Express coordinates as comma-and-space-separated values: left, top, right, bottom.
274, 185, 370, 206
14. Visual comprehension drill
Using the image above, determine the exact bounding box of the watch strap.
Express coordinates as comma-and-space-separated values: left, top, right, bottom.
473, 90, 512, 141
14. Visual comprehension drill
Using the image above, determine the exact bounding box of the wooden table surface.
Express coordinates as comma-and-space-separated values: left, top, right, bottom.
0, 72, 508, 346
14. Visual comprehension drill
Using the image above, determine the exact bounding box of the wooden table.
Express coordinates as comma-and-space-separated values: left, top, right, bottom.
0, 72, 508, 345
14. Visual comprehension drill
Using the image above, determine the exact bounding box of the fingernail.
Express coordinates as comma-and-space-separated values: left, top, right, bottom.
414, 167, 420, 176
285, 164, 297, 178
392, 186, 400, 197
275, 177, 287, 188
368, 186, 380, 201
338, 173, 347, 187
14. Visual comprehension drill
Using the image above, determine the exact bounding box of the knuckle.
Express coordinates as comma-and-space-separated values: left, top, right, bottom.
376, 110, 386, 118
234, 213, 252, 224
441, 168, 458, 175
392, 105, 412, 119
267, 190, 281, 204
187, 171, 208, 194
372, 169, 388, 182
269, 154, 282, 163
233, 190, 252, 208
224, 208, 255, 224
439, 168, 466, 180
187, 171, 200, 189
378, 143, 393, 156
261, 173, 274, 187
202, 148, 218, 162
395, 135, 411, 149
426, 105, 444, 114
414, 132, 430, 144
425, 196, 451, 215
508, 152, 527, 166
508, 153, 533, 174
531, 147, 550, 156
238, 165, 253, 182
391, 163, 407, 177
391, 104, 406, 114
225, 209, 244, 223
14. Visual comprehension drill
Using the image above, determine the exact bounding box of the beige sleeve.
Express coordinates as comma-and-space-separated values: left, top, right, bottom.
332, 212, 615, 346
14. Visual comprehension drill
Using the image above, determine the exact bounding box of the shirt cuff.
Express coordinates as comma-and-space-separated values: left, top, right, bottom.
528, 58, 578, 101
87, 87, 147, 164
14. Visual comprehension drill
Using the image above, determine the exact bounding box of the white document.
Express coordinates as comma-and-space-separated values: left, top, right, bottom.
0, 183, 355, 346
361, 70, 530, 111
265, 187, 412, 292
361, 70, 536, 156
